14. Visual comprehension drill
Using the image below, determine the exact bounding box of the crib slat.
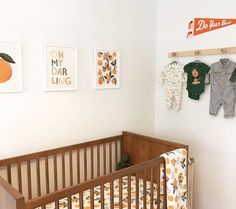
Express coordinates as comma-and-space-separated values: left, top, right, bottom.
163, 162, 167, 209
77, 149, 80, 184
101, 184, 105, 209
55, 200, 59, 209
91, 146, 94, 179
110, 180, 114, 208
97, 145, 100, 177
109, 142, 112, 173
84, 148, 87, 181
115, 140, 118, 165
143, 170, 147, 209
45, 156, 49, 194
7, 165, 11, 184
128, 175, 131, 209
79, 192, 83, 209
42, 205, 46, 209
69, 151, 73, 186
90, 188, 94, 209
150, 167, 154, 209
119, 177, 123, 209
27, 160, 32, 199
17, 162, 22, 193
136, 174, 139, 209
36, 158, 41, 196
156, 165, 160, 208
62, 153, 66, 188
103, 144, 106, 175
54, 155, 58, 191
68, 196, 72, 209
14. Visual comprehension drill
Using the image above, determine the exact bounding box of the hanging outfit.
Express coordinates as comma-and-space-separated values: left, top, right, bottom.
160, 61, 186, 111
184, 61, 210, 100
205, 59, 236, 118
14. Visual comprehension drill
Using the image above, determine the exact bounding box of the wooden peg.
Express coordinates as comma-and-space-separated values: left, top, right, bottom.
171, 52, 177, 57
194, 50, 200, 55
221, 48, 227, 54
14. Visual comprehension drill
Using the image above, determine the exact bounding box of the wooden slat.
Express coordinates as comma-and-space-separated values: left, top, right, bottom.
17, 162, 22, 193
128, 175, 131, 209
36, 158, 41, 196
45, 156, 49, 194
168, 46, 236, 58
115, 140, 118, 165
110, 180, 114, 208
27, 161, 32, 199
55, 200, 59, 209
84, 148, 87, 181
119, 177, 123, 209
54, 155, 58, 191
68, 196, 72, 209
0, 135, 122, 167
101, 184, 105, 209
69, 151, 73, 186
42, 205, 46, 209
91, 146, 94, 179
97, 145, 100, 178
143, 170, 147, 209
109, 142, 112, 173
62, 153, 66, 188
103, 144, 106, 175
7, 165, 11, 184
77, 149, 80, 184
150, 168, 154, 209
79, 192, 83, 209
156, 165, 160, 208
90, 188, 94, 209
135, 174, 139, 209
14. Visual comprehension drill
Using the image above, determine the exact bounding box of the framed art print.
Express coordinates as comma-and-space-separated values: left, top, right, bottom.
45, 44, 78, 91
94, 48, 120, 89
0, 42, 22, 93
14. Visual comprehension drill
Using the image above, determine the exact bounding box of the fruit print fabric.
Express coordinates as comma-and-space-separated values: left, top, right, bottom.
161, 148, 188, 209
95, 49, 119, 89
160, 62, 186, 111
36, 176, 163, 209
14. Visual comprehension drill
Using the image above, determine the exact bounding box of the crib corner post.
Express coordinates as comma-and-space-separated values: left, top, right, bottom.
16, 196, 26, 209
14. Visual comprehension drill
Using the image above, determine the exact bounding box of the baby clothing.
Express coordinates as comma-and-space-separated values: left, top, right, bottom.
184, 61, 210, 100
160, 61, 186, 110
205, 59, 236, 118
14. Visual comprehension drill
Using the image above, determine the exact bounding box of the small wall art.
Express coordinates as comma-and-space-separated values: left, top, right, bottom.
94, 48, 120, 89
0, 42, 22, 93
45, 44, 78, 91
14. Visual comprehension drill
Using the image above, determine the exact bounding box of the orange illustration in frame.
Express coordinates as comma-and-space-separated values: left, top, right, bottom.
94, 48, 120, 89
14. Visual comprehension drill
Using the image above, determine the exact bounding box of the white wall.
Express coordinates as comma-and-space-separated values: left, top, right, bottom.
156, 1, 236, 209
0, 0, 157, 159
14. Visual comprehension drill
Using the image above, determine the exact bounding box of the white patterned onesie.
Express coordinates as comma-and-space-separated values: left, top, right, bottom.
160, 62, 186, 110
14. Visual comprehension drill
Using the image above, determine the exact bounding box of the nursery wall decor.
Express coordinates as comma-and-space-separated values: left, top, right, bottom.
0, 42, 22, 93
187, 18, 236, 38
45, 45, 78, 91
94, 48, 120, 89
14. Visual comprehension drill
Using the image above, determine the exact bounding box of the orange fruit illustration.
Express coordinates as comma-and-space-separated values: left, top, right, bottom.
113, 52, 117, 57
98, 77, 103, 85
97, 60, 103, 66
97, 70, 102, 76
112, 69, 117, 74
0, 53, 15, 83
0, 59, 12, 83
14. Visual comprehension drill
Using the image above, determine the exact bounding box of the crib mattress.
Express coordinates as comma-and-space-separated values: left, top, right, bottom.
42, 176, 163, 209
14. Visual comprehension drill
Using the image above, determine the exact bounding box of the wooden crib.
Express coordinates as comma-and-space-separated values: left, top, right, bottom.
0, 131, 188, 209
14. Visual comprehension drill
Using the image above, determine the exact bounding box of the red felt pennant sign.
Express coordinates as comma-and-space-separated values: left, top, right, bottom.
187, 18, 236, 38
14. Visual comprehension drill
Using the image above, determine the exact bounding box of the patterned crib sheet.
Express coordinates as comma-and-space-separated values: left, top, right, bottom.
39, 176, 163, 209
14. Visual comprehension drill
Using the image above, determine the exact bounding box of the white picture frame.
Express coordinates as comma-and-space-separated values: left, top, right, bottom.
44, 44, 78, 91
0, 41, 22, 93
94, 48, 120, 89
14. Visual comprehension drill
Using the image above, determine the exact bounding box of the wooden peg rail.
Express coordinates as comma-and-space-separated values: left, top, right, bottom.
168, 46, 236, 58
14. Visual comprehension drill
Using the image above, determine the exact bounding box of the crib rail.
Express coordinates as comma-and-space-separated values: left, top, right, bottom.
0, 135, 122, 201
25, 156, 166, 209
0, 176, 25, 209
